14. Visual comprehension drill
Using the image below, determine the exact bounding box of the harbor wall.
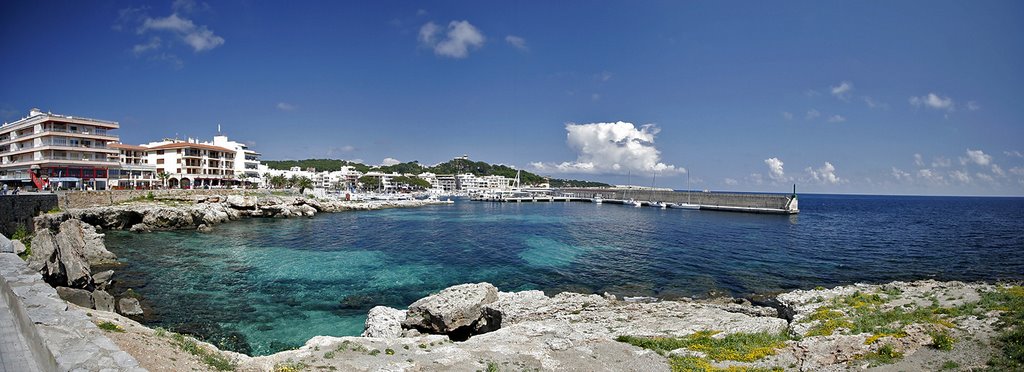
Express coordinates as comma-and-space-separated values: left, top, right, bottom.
0, 194, 59, 236
56, 189, 298, 209
560, 188, 794, 210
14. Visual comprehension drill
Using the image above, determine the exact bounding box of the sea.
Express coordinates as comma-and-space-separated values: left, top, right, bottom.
102, 194, 1024, 356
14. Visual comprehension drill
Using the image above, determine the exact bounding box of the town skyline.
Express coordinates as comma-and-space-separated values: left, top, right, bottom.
2, 1, 1022, 195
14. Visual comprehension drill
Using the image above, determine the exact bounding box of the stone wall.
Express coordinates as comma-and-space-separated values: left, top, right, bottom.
57, 189, 296, 209
0, 194, 59, 237
0, 253, 143, 371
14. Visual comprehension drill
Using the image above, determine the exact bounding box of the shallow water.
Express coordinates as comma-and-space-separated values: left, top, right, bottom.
103, 194, 1024, 355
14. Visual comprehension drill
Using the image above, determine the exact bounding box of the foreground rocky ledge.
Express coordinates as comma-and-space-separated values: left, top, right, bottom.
83, 279, 1019, 371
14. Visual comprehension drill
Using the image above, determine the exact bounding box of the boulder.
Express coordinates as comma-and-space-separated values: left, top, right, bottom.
74, 220, 117, 265
362, 306, 407, 338
57, 287, 94, 308
226, 195, 257, 209
0, 234, 13, 253
142, 208, 194, 230
27, 230, 59, 273
93, 290, 116, 312
12, 240, 26, 255
118, 298, 144, 316
93, 270, 114, 290
197, 224, 214, 233
403, 282, 501, 337
129, 223, 152, 233
53, 220, 94, 288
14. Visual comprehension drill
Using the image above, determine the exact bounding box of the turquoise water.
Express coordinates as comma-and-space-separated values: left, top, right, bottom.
103, 194, 1024, 355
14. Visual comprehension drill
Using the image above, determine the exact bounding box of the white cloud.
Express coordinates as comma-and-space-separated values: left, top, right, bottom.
917, 169, 945, 185
781, 111, 793, 120
976, 172, 995, 183
830, 81, 853, 100
276, 102, 296, 111
748, 173, 765, 185
1009, 167, 1024, 176
133, 37, 162, 55
992, 164, 1006, 177
1005, 150, 1023, 158
909, 93, 954, 111
419, 20, 485, 58
967, 101, 980, 111
931, 156, 951, 168
805, 162, 845, 185
597, 71, 613, 82
764, 157, 786, 182
381, 157, 401, 166
724, 178, 738, 186
891, 167, 912, 182
914, 153, 924, 167
965, 149, 992, 166
827, 114, 846, 123
505, 35, 528, 51
950, 170, 971, 184
805, 109, 820, 120
863, 96, 887, 109
531, 121, 681, 175
138, 13, 224, 52
804, 89, 821, 97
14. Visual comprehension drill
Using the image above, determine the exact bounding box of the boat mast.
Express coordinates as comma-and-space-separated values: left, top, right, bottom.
687, 171, 691, 204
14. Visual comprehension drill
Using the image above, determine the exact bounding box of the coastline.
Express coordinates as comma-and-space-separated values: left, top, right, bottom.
6, 197, 1021, 371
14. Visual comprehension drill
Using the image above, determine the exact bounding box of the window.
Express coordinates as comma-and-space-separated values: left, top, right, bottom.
157, 159, 164, 164
157, 150, 164, 155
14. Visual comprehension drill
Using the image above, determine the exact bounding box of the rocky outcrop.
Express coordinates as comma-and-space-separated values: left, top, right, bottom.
93, 290, 116, 312
119, 298, 144, 316
361, 306, 407, 338
92, 270, 114, 290
29, 221, 94, 289
56, 286, 94, 308
403, 283, 501, 339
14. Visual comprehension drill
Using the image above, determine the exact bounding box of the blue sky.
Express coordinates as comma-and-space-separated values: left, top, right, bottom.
2, 1, 1022, 195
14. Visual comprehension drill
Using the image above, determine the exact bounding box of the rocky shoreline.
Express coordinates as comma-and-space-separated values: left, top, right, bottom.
80, 279, 1020, 372
11, 197, 1022, 371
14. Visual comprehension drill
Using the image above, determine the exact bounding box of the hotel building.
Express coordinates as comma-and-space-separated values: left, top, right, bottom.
0, 108, 120, 189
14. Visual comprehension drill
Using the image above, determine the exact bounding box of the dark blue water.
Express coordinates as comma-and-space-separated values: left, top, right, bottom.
103, 194, 1024, 355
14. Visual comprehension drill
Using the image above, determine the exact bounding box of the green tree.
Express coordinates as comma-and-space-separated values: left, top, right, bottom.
358, 175, 381, 191
296, 177, 314, 194
270, 175, 287, 189
156, 171, 170, 189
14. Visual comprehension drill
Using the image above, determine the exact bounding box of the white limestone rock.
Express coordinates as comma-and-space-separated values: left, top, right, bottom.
361, 306, 407, 338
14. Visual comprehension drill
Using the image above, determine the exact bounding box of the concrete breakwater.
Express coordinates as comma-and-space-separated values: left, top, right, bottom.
561, 188, 799, 214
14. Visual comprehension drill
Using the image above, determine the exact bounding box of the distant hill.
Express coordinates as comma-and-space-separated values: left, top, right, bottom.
263, 158, 611, 187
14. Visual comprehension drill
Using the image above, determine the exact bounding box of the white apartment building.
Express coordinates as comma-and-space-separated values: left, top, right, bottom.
109, 143, 158, 189
0, 108, 120, 190
206, 134, 261, 184
137, 139, 236, 188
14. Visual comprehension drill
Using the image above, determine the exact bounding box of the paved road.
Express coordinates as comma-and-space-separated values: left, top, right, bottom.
0, 290, 41, 372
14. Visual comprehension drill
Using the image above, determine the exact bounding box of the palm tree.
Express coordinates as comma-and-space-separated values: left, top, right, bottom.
270, 175, 287, 189
296, 177, 314, 194
156, 171, 170, 189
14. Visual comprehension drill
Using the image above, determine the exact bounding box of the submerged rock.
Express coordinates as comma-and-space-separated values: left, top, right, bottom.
362, 306, 407, 338
403, 282, 501, 339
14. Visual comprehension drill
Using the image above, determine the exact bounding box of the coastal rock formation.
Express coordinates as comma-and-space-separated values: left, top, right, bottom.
119, 298, 144, 316
93, 270, 114, 290
362, 306, 407, 338
403, 282, 501, 338
93, 289, 116, 312
56, 287, 94, 308
35, 195, 445, 233
29, 221, 94, 289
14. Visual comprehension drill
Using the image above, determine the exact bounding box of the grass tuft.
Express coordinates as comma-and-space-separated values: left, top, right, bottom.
930, 330, 955, 351
97, 321, 124, 332
856, 344, 903, 367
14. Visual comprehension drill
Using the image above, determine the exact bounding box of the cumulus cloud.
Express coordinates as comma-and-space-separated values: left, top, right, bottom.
805, 109, 820, 120
764, 157, 786, 182
381, 157, 401, 166
964, 149, 992, 166
276, 102, 296, 111
991, 164, 1006, 177
830, 81, 853, 100
909, 93, 954, 111
805, 162, 845, 185
967, 101, 980, 111
931, 156, 951, 168
913, 153, 924, 167
419, 20, 485, 58
139, 13, 224, 52
891, 167, 912, 182
1005, 150, 1023, 158
1010, 167, 1024, 176
724, 178, 738, 186
950, 170, 971, 184
530, 121, 681, 175
917, 169, 945, 185
863, 96, 887, 109
505, 35, 528, 51
827, 114, 846, 123
133, 37, 162, 55
976, 172, 995, 183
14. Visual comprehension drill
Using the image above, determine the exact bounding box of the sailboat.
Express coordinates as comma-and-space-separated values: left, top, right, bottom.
650, 173, 667, 208
669, 171, 700, 210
